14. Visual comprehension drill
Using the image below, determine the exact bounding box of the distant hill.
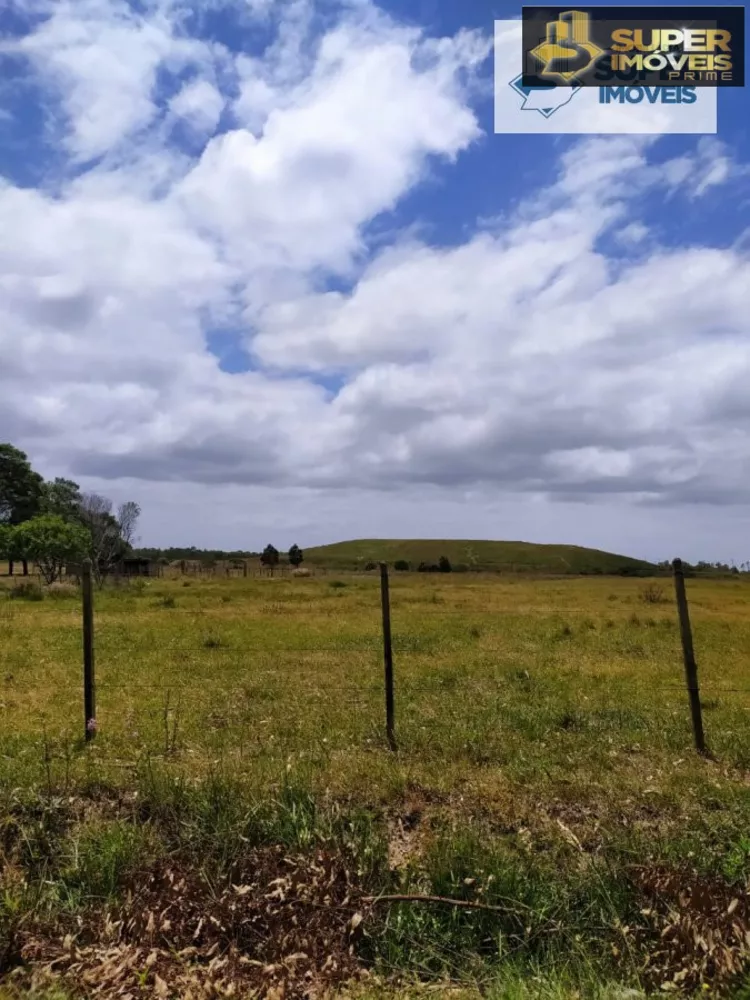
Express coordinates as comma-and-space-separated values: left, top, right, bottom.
303, 539, 658, 576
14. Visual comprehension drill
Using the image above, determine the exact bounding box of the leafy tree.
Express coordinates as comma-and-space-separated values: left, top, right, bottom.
3, 524, 26, 576
288, 544, 304, 567
0, 444, 43, 525
13, 516, 89, 584
394, 560, 410, 571
41, 477, 83, 522
438, 555, 452, 573
0, 444, 44, 575
260, 544, 280, 569
0, 524, 11, 562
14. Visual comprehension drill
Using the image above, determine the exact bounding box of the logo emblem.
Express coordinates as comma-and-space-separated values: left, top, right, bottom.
530, 10, 605, 83
509, 74, 583, 117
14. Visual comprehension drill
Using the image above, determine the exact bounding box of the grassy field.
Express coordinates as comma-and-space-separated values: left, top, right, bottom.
2, 569, 750, 999
302, 539, 658, 575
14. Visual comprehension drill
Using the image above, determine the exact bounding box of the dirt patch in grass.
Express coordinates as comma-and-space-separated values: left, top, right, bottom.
387, 801, 428, 872
12, 846, 370, 999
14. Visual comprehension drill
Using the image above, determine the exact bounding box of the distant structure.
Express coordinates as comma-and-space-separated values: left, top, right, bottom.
65, 557, 160, 580
119, 557, 159, 578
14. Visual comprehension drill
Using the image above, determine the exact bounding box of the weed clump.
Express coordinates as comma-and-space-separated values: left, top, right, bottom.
45, 582, 78, 599
639, 583, 667, 605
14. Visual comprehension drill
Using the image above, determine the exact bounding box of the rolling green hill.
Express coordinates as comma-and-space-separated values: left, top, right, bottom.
303, 538, 658, 575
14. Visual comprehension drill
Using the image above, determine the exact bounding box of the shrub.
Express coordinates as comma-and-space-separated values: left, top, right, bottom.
329, 580, 347, 589
394, 560, 410, 571
438, 555, 452, 573
363, 561, 377, 571
8, 580, 44, 601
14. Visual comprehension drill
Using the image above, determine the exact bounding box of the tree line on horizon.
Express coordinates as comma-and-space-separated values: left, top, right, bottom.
135, 544, 306, 570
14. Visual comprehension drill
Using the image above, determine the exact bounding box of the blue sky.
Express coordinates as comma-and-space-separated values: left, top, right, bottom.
1, 0, 749, 561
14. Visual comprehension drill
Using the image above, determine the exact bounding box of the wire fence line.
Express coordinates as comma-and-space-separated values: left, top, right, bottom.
1, 558, 741, 755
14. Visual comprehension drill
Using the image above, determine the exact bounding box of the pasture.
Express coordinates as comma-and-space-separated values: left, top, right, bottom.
2, 570, 750, 999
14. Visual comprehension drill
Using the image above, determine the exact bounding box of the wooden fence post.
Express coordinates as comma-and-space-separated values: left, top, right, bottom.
82, 558, 96, 741
672, 558, 706, 754
379, 562, 396, 751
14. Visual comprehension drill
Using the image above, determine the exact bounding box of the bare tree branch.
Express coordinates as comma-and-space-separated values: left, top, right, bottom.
78, 493, 123, 584
117, 501, 141, 548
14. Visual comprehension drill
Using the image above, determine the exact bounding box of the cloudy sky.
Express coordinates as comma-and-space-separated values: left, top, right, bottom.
1, 0, 749, 562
